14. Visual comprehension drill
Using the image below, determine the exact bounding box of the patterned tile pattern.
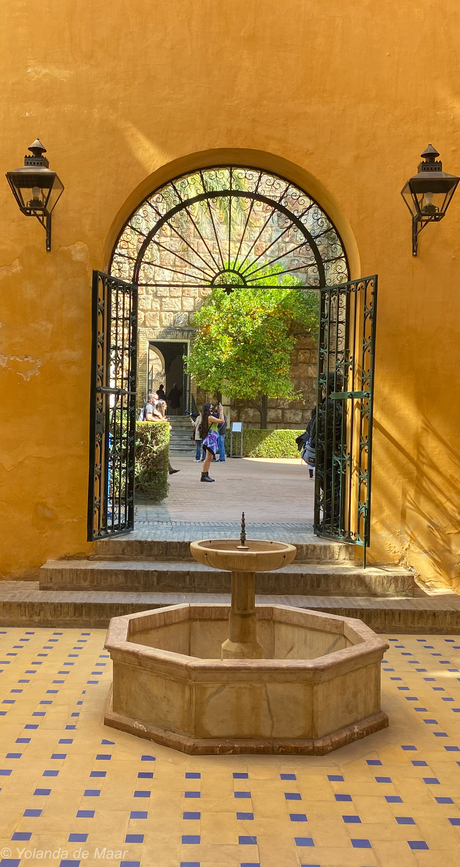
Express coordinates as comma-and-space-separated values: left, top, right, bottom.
0, 630, 460, 866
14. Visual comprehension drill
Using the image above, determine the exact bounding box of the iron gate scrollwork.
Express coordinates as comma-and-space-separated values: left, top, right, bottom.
313, 275, 377, 565
110, 166, 349, 291
87, 270, 138, 541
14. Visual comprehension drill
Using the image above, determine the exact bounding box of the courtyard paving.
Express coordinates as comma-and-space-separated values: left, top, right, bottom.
134, 455, 314, 536
1, 628, 460, 866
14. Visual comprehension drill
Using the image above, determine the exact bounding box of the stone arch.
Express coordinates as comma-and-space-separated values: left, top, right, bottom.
110, 165, 350, 290
103, 148, 360, 278
108, 154, 356, 424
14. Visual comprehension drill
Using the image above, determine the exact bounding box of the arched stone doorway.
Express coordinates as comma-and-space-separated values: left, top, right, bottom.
147, 344, 165, 397
89, 161, 376, 560
111, 166, 349, 287
109, 165, 349, 422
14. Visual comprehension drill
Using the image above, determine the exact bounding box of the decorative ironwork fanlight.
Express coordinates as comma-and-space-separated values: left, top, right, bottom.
6, 139, 64, 251
111, 166, 349, 291
401, 144, 459, 256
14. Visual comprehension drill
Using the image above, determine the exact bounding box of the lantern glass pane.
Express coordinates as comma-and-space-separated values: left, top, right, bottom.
401, 182, 418, 217
418, 189, 448, 217
26, 183, 49, 210
6, 178, 27, 210
6, 168, 63, 213
46, 175, 64, 213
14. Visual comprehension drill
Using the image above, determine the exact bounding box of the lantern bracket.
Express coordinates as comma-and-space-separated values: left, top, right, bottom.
5, 139, 63, 252
401, 145, 459, 257
412, 214, 436, 257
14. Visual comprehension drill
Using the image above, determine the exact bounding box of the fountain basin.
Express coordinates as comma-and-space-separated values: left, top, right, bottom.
104, 604, 389, 754
190, 539, 297, 572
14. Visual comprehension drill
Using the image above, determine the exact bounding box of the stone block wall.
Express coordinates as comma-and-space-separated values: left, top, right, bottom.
229, 335, 317, 430
137, 283, 205, 400
137, 283, 317, 428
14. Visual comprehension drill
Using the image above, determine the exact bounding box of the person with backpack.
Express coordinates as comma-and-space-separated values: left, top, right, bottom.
309, 373, 343, 524
199, 402, 224, 482
139, 393, 161, 421
191, 413, 205, 463
296, 408, 316, 478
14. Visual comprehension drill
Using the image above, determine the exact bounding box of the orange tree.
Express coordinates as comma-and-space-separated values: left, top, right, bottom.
186, 269, 319, 428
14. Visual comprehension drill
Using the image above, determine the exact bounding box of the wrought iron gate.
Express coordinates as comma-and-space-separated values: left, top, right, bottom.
87, 270, 138, 540
313, 275, 377, 564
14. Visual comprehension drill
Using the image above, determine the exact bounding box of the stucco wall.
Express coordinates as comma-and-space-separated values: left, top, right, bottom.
0, 0, 459, 586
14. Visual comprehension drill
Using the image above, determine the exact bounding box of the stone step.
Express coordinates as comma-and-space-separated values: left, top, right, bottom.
92, 537, 356, 563
169, 418, 195, 429
1, 582, 460, 632
39, 559, 415, 597
169, 433, 195, 450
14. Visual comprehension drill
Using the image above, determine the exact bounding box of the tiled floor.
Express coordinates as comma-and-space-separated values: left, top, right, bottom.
1, 629, 460, 866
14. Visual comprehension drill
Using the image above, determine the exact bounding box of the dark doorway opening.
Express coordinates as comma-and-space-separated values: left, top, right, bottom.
149, 340, 188, 414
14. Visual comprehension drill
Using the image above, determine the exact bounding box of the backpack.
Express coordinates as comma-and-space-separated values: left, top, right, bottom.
301, 441, 316, 466
138, 406, 146, 421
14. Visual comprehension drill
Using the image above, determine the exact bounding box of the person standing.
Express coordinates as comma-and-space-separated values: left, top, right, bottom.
149, 399, 179, 476
157, 384, 167, 402
309, 373, 342, 523
191, 413, 205, 463
199, 403, 224, 482
144, 393, 161, 421
305, 407, 316, 479
167, 383, 183, 415
217, 405, 227, 462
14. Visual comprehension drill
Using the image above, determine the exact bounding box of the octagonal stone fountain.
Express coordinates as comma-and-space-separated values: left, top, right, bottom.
104, 516, 389, 754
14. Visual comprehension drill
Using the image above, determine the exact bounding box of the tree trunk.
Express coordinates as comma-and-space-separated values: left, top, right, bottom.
249, 396, 268, 428
260, 395, 268, 429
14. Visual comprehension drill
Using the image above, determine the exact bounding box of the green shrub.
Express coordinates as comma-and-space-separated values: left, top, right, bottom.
225, 428, 303, 459
135, 421, 170, 500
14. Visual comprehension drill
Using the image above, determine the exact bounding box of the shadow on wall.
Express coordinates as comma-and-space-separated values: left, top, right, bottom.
373, 414, 460, 591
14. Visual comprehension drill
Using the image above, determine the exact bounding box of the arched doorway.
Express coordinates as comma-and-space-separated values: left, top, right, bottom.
110, 164, 349, 305
110, 165, 349, 426
88, 164, 376, 560
147, 344, 165, 398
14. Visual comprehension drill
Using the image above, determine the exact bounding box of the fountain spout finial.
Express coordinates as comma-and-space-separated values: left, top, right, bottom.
237, 511, 249, 550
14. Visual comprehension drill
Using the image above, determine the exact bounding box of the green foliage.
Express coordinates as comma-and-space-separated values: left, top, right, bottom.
225, 428, 303, 459
135, 421, 170, 500
186, 264, 319, 402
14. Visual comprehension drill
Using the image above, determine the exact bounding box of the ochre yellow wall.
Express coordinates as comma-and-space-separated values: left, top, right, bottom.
0, 1, 459, 586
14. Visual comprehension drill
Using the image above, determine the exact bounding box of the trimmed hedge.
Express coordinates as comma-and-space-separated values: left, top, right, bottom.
225, 428, 303, 459
135, 420, 170, 500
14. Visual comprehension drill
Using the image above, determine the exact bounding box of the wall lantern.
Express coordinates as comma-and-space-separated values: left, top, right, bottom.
401, 144, 459, 256
5, 139, 64, 252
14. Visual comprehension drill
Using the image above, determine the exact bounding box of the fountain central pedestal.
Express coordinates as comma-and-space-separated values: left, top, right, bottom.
189, 535, 297, 660
222, 570, 262, 658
